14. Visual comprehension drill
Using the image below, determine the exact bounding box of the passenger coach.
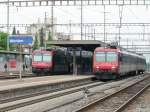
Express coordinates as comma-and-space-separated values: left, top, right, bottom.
93, 47, 146, 79
32, 48, 93, 75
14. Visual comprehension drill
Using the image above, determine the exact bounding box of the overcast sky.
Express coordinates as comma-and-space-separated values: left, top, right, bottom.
0, 1, 150, 61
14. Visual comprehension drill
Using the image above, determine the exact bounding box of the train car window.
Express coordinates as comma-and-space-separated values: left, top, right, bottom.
120, 53, 123, 63
54, 53, 59, 64
0, 54, 5, 62
107, 52, 117, 62
54, 52, 64, 64
62, 55, 66, 64
126, 54, 130, 64
124, 54, 127, 63
43, 54, 52, 62
59, 52, 66, 64
9, 54, 15, 59
95, 52, 105, 62
33, 53, 42, 62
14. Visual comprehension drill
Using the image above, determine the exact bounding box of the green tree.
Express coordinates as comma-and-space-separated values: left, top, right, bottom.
48, 31, 53, 41
33, 33, 39, 50
10, 26, 17, 51
12, 26, 17, 35
0, 32, 8, 50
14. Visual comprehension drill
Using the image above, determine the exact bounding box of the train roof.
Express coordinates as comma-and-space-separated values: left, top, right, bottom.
94, 47, 145, 60
33, 48, 67, 52
94, 47, 119, 52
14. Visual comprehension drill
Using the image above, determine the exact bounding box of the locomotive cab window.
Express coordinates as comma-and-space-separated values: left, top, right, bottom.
34, 53, 42, 62
107, 52, 117, 62
95, 52, 117, 62
43, 54, 52, 62
95, 52, 105, 62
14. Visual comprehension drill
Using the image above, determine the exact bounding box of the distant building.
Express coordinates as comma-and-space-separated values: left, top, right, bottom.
27, 18, 72, 40
56, 32, 73, 40
27, 18, 57, 41
27, 17, 73, 42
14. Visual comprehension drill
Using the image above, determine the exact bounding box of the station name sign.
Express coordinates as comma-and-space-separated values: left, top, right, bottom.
9, 35, 33, 45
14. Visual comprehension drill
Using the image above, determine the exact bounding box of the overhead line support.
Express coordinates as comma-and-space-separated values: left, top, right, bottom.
0, 0, 150, 7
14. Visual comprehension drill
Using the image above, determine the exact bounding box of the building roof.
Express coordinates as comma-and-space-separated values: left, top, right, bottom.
0, 50, 30, 55
46, 40, 107, 51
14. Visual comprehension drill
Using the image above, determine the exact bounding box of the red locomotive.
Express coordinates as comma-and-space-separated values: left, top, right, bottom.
32, 48, 93, 75
32, 48, 70, 74
93, 47, 146, 79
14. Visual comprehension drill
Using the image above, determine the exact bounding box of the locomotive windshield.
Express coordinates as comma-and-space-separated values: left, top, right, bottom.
33, 53, 52, 62
107, 52, 117, 62
96, 52, 117, 62
95, 52, 105, 62
34, 53, 42, 62
43, 54, 52, 62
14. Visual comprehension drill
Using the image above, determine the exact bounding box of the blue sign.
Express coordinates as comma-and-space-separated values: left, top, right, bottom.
9, 35, 33, 45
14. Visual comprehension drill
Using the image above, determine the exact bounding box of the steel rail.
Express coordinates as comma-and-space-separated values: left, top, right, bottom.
0, 79, 95, 104
114, 83, 150, 112
44, 74, 147, 112
0, 81, 108, 111
74, 75, 150, 112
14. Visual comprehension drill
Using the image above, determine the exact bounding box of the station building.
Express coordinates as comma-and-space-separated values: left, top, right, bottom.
0, 51, 31, 73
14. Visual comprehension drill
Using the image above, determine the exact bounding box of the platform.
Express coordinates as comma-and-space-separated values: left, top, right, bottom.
0, 75, 94, 101
0, 75, 94, 91
0, 72, 33, 79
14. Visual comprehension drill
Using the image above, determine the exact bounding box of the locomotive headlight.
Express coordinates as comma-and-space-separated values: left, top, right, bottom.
96, 66, 99, 69
112, 66, 116, 69
111, 66, 116, 71
96, 66, 99, 70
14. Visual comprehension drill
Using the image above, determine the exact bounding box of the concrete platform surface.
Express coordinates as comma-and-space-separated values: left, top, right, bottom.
0, 75, 94, 91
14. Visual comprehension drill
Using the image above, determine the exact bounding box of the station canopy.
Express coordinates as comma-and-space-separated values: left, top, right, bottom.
46, 40, 107, 51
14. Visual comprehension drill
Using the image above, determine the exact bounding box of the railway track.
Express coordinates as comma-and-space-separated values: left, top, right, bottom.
0, 74, 147, 112
75, 74, 150, 112
45, 74, 146, 112
0, 78, 95, 104
0, 81, 107, 112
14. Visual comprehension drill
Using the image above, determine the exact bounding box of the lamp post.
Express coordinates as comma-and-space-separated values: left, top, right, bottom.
7, 0, 10, 51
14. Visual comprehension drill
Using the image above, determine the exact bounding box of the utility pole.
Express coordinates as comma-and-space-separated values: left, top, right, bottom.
104, 5, 106, 45
143, 25, 145, 40
102, 5, 109, 46
44, 12, 47, 25
94, 28, 95, 40
91, 26, 93, 40
84, 25, 87, 40
69, 20, 72, 40
44, 12, 47, 49
51, 1, 54, 39
7, 0, 10, 51
88, 25, 90, 40
81, 0, 83, 40
118, 5, 123, 46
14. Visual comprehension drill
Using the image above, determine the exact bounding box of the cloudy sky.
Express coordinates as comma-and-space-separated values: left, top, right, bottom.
0, 0, 150, 61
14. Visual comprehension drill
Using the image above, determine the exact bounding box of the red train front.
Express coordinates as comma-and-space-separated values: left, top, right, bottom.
93, 47, 119, 79
32, 50, 53, 74
93, 47, 146, 80
32, 48, 71, 75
